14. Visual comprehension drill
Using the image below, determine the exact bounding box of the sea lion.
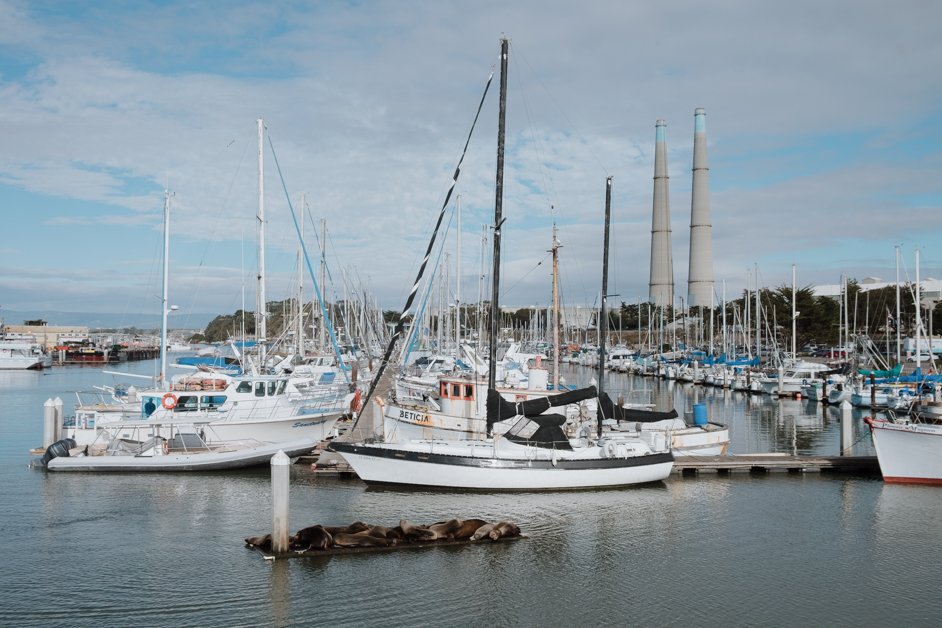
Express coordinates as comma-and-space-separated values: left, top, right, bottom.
452, 519, 489, 540
365, 525, 402, 541
470, 523, 496, 541
428, 519, 463, 540
244, 534, 273, 552
332, 532, 394, 548
292, 525, 333, 551
399, 519, 436, 542
488, 521, 521, 540
323, 521, 370, 535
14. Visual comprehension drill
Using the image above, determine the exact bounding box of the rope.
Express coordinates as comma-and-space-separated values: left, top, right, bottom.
351, 66, 496, 430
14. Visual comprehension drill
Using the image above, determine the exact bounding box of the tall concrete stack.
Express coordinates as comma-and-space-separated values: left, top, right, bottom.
648, 119, 674, 308
687, 108, 715, 307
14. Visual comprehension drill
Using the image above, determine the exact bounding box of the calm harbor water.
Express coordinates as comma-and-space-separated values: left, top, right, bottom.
2, 361, 940, 627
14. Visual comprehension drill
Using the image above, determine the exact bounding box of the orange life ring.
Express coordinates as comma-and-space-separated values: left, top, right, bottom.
162, 393, 178, 410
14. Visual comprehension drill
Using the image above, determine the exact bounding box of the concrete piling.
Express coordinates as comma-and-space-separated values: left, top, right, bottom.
53, 397, 64, 442
271, 450, 290, 555
42, 398, 56, 448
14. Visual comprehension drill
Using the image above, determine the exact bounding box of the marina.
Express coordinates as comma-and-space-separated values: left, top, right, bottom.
4, 360, 941, 626
3, 5, 942, 626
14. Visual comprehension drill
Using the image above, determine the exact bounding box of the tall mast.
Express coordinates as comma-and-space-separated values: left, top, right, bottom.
598, 176, 612, 438
319, 218, 327, 351
488, 37, 508, 394
791, 264, 797, 359
159, 188, 172, 390
256, 118, 267, 366
916, 249, 922, 372
754, 263, 760, 362
455, 195, 462, 353
297, 192, 305, 357
551, 225, 561, 390
896, 245, 901, 365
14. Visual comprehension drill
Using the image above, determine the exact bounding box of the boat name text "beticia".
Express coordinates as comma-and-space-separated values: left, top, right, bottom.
398, 409, 432, 425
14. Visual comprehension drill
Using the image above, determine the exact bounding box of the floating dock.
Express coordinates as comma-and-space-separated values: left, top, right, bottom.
672, 454, 879, 476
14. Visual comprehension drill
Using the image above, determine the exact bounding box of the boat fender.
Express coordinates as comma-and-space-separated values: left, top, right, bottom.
161, 440, 169, 455
162, 393, 177, 410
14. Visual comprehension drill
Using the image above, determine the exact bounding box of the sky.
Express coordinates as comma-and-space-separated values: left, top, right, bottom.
2, 0, 941, 327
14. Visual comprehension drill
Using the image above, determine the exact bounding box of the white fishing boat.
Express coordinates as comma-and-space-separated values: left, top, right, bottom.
0, 338, 46, 370
62, 371, 349, 445
865, 416, 942, 485
38, 425, 315, 472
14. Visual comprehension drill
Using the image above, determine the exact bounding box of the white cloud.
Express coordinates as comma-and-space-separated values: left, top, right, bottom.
1, 0, 941, 316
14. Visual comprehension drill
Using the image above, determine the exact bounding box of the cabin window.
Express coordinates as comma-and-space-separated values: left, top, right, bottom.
452, 383, 461, 397
175, 395, 198, 412
440, 382, 448, 397
267, 381, 278, 396
275, 380, 287, 395
236, 381, 252, 393
201, 395, 227, 409
255, 382, 265, 397
142, 397, 159, 417
319, 372, 336, 385
464, 385, 474, 399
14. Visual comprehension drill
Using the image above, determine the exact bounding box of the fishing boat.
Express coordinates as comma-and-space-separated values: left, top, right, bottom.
0, 339, 45, 370
62, 371, 349, 446
333, 39, 673, 490
865, 415, 942, 485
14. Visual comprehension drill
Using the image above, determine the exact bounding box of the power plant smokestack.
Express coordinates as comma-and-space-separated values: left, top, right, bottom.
687, 107, 714, 307
648, 119, 673, 307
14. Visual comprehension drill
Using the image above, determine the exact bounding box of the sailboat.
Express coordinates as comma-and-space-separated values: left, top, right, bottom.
331, 39, 673, 490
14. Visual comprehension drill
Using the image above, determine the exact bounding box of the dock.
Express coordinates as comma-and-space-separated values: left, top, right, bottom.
672, 454, 879, 476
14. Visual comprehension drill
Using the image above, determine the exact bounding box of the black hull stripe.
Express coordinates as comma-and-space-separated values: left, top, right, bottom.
330, 442, 673, 471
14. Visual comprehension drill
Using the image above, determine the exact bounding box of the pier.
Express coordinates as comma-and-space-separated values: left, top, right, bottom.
672, 454, 879, 476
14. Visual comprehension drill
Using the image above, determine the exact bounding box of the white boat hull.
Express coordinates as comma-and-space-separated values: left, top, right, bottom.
866, 418, 942, 485
45, 438, 315, 472
331, 440, 673, 490
207, 411, 342, 443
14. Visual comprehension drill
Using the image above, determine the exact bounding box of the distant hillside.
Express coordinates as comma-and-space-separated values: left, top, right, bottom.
1, 309, 216, 331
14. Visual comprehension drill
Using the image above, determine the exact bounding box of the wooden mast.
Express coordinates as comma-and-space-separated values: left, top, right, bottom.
598, 176, 612, 437
488, 37, 509, 399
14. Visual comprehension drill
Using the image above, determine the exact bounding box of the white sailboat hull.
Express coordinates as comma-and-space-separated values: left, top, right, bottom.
866, 418, 942, 485
332, 440, 673, 490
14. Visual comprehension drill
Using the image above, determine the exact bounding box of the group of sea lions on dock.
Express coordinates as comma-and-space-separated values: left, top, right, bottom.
245, 518, 522, 554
